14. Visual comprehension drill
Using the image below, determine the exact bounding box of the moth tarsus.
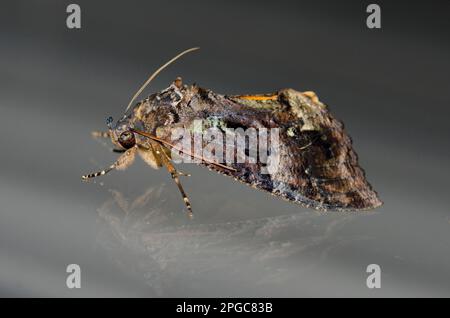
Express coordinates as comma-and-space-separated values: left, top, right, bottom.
82, 48, 381, 217
157, 142, 194, 217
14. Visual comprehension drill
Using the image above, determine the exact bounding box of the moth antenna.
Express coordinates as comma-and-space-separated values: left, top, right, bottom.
125, 47, 200, 112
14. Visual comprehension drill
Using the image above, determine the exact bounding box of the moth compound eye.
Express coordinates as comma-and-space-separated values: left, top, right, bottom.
118, 131, 136, 149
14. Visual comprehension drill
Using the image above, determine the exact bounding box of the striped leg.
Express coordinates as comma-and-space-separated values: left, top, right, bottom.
156, 143, 193, 218
82, 147, 136, 180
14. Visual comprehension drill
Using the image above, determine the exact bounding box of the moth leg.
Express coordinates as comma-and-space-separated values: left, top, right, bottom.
137, 143, 163, 169
91, 131, 110, 138
175, 171, 191, 177
160, 146, 191, 177
144, 143, 190, 176
82, 147, 137, 180
156, 143, 193, 218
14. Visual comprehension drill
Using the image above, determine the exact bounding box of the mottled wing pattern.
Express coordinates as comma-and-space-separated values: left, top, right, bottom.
159, 86, 382, 211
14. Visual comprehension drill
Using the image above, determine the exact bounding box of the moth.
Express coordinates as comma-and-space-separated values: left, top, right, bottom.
82, 48, 382, 218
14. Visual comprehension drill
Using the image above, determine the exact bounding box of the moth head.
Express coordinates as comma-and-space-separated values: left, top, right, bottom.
106, 116, 136, 149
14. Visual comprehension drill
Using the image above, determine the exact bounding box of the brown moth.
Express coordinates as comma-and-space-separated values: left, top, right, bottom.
82, 48, 382, 217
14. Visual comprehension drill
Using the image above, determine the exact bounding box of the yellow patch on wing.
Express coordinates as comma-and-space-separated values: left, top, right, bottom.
302, 91, 319, 103
235, 94, 278, 101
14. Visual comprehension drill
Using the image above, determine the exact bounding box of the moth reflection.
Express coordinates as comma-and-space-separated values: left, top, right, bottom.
96, 185, 374, 296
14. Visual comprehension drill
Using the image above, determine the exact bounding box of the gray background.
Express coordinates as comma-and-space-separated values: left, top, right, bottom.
0, 0, 449, 297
